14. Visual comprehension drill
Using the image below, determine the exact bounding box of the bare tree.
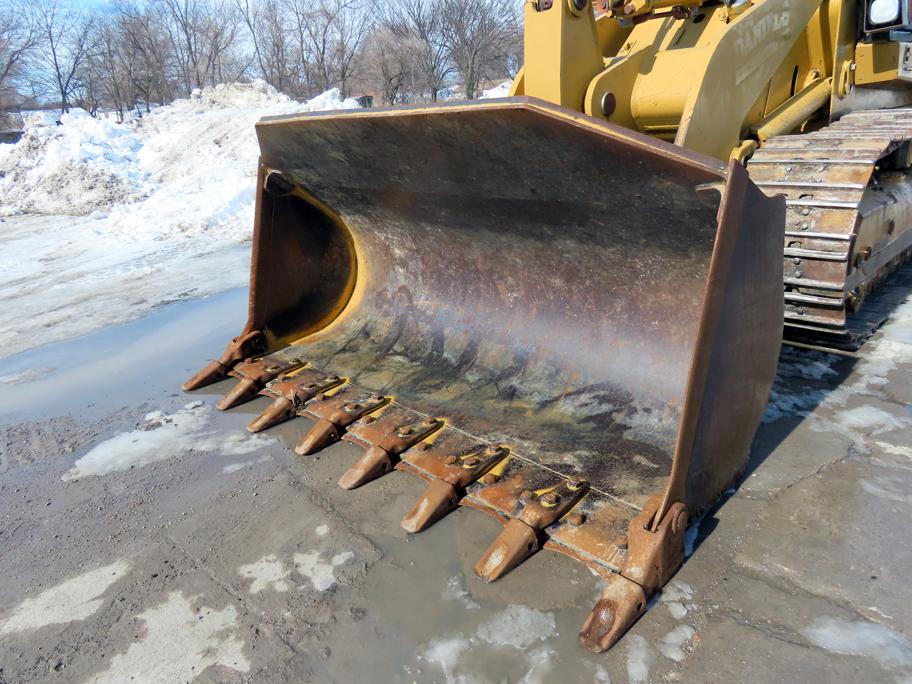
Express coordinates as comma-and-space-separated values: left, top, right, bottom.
381, 0, 449, 102
0, 0, 40, 109
157, 0, 244, 95
238, 0, 296, 94
360, 26, 413, 105
440, 0, 515, 99
290, 0, 370, 98
112, 0, 175, 109
36, 0, 95, 113
83, 17, 136, 121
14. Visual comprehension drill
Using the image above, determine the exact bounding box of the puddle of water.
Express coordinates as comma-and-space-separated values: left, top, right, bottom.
0, 288, 247, 420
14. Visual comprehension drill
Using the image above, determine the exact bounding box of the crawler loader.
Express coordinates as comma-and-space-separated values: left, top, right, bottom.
186, 0, 912, 652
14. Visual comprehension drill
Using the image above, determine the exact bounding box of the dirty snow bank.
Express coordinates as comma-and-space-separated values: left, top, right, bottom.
0, 81, 357, 217
0, 82, 359, 359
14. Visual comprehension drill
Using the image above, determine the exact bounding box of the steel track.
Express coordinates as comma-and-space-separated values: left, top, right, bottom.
748, 109, 912, 349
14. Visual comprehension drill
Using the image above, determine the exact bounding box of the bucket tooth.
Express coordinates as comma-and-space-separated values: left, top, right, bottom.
475, 478, 590, 582
295, 389, 391, 455
577, 496, 688, 652
296, 418, 343, 455
578, 574, 648, 653
183, 330, 266, 391
339, 445, 394, 490
184, 360, 229, 392
401, 479, 460, 533
340, 411, 444, 489
248, 396, 296, 432
249, 369, 344, 432
401, 442, 510, 533
218, 377, 259, 410
475, 518, 541, 581
216, 356, 307, 410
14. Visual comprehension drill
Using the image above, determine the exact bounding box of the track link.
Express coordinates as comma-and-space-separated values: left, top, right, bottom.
748, 108, 912, 349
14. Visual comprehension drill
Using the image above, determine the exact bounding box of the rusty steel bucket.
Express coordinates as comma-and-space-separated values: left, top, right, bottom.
185, 97, 784, 651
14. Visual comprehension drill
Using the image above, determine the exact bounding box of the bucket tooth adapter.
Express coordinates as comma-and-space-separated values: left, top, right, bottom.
187, 98, 784, 650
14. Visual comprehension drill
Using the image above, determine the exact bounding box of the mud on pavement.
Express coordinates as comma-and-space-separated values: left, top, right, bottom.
2, 273, 912, 683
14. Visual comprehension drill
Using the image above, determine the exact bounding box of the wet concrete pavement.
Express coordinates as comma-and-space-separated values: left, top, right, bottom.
1, 269, 911, 683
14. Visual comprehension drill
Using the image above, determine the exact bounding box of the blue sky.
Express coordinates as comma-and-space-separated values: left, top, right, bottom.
67, 0, 112, 9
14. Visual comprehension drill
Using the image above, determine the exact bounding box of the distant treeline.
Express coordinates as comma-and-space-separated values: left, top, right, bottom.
0, 0, 523, 120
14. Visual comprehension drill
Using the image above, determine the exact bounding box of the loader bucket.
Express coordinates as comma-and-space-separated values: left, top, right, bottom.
186, 97, 784, 651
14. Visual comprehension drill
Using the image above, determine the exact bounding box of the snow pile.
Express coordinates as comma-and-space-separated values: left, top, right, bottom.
0, 81, 359, 223
480, 81, 513, 99
0, 109, 146, 215
298, 87, 361, 112
0, 82, 360, 359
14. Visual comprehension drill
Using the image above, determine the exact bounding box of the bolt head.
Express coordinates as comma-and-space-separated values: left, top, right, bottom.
566, 513, 586, 527
540, 492, 560, 508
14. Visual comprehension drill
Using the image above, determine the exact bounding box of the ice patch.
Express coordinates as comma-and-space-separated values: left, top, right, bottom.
860, 477, 912, 503
221, 454, 271, 474
587, 663, 612, 683
517, 647, 555, 684
85, 590, 249, 683
832, 406, 907, 436
422, 605, 558, 684
658, 624, 696, 662
424, 637, 474, 683
0, 561, 128, 635
661, 580, 696, 621
626, 634, 655, 684
764, 301, 912, 453
294, 550, 354, 592
0, 367, 55, 385
666, 601, 688, 620
875, 441, 912, 459
476, 604, 556, 649
762, 348, 840, 423
661, 580, 694, 602
442, 575, 480, 610
238, 555, 291, 594
63, 403, 275, 480
803, 617, 912, 668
